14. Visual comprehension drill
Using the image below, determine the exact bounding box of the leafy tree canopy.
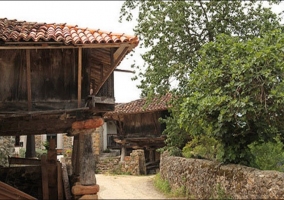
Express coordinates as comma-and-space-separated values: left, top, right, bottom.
120, 0, 284, 165
179, 30, 284, 165
120, 0, 283, 97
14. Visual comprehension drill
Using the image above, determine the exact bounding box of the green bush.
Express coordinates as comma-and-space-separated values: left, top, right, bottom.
153, 172, 190, 198
249, 135, 284, 171
153, 173, 171, 195
182, 135, 223, 161
19, 148, 47, 159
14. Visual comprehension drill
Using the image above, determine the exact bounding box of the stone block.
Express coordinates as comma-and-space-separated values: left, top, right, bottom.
72, 184, 100, 195
79, 194, 98, 199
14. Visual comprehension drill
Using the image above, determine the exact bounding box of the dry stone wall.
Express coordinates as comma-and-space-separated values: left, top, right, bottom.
160, 152, 284, 199
0, 136, 15, 166
120, 150, 146, 175
96, 150, 147, 175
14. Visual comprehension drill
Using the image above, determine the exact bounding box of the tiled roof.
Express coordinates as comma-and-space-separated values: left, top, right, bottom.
0, 18, 139, 46
104, 93, 172, 117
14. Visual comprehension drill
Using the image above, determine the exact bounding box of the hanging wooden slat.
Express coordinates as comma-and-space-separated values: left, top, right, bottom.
77, 47, 82, 108
26, 49, 32, 111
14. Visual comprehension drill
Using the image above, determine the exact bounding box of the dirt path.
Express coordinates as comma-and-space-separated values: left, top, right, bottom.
96, 174, 168, 199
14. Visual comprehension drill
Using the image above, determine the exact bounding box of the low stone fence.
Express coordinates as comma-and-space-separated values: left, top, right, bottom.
120, 150, 146, 175
96, 150, 146, 175
160, 152, 284, 199
96, 156, 120, 174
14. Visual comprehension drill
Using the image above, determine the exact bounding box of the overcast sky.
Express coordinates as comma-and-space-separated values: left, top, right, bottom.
1, 1, 283, 103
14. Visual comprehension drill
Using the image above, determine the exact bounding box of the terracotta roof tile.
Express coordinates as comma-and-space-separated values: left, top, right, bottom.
104, 93, 172, 117
0, 18, 139, 46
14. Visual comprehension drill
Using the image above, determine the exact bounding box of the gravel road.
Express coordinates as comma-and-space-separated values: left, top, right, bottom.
96, 174, 168, 199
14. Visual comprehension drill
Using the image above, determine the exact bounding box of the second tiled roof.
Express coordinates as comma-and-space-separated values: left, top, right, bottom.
104, 93, 172, 117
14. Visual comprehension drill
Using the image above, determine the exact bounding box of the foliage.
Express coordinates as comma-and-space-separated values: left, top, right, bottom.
153, 173, 171, 195
120, 0, 283, 98
64, 149, 72, 157
19, 148, 47, 159
19, 148, 26, 158
178, 30, 284, 165
249, 135, 284, 171
153, 172, 189, 198
182, 135, 223, 161
120, 0, 284, 165
0, 136, 15, 166
103, 148, 111, 153
214, 184, 233, 200
42, 140, 49, 150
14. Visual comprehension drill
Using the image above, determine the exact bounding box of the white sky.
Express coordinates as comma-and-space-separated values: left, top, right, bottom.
1, 1, 283, 103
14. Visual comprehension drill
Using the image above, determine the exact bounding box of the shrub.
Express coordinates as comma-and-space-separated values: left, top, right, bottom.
249, 135, 284, 171
182, 135, 223, 161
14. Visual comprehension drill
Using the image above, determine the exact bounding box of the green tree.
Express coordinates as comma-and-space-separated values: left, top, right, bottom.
120, 0, 284, 165
178, 30, 284, 165
120, 0, 282, 97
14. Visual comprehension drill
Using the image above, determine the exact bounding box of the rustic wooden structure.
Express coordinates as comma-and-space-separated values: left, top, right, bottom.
0, 17, 139, 199
0, 17, 138, 136
104, 94, 171, 172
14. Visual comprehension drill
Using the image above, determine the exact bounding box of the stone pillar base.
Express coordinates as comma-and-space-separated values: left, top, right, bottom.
72, 183, 99, 200
79, 194, 98, 200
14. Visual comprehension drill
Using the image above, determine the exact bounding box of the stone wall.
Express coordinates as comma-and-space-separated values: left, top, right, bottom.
160, 152, 284, 199
0, 136, 15, 166
120, 150, 146, 175
35, 135, 44, 149
96, 150, 147, 175
96, 156, 120, 174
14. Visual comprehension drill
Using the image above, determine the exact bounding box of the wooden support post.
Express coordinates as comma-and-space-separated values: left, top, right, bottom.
62, 160, 72, 200
47, 139, 58, 200
57, 161, 64, 200
41, 154, 49, 200
26, 49, 32, 111
77, 47, 82, 108
120, 145, 126, 162
25, 49, 36, 159
25, 135, 36, 158
72, 135, 79, 176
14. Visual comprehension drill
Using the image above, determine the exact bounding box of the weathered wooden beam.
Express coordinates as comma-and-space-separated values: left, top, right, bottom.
0, 107, 89, 118
0, 118, 76, 136
47, 139, 58, 200
72, 135, 79, 176
0, 181, 37, 200
113, 46, 129, 68
41, 154, 49, 200
26, 49, 32, 111
78, 47, 82, 108
114, 68, 135, 73
57, 161, 64, 200
93, 45, 129, 95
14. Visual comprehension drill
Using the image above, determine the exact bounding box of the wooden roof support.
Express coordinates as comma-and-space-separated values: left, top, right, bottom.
26, 49, 32, 111
94, 45, 130, 95
78, 47, 82, 108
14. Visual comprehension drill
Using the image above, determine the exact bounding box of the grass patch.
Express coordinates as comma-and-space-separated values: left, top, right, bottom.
153, 173, 190, 199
